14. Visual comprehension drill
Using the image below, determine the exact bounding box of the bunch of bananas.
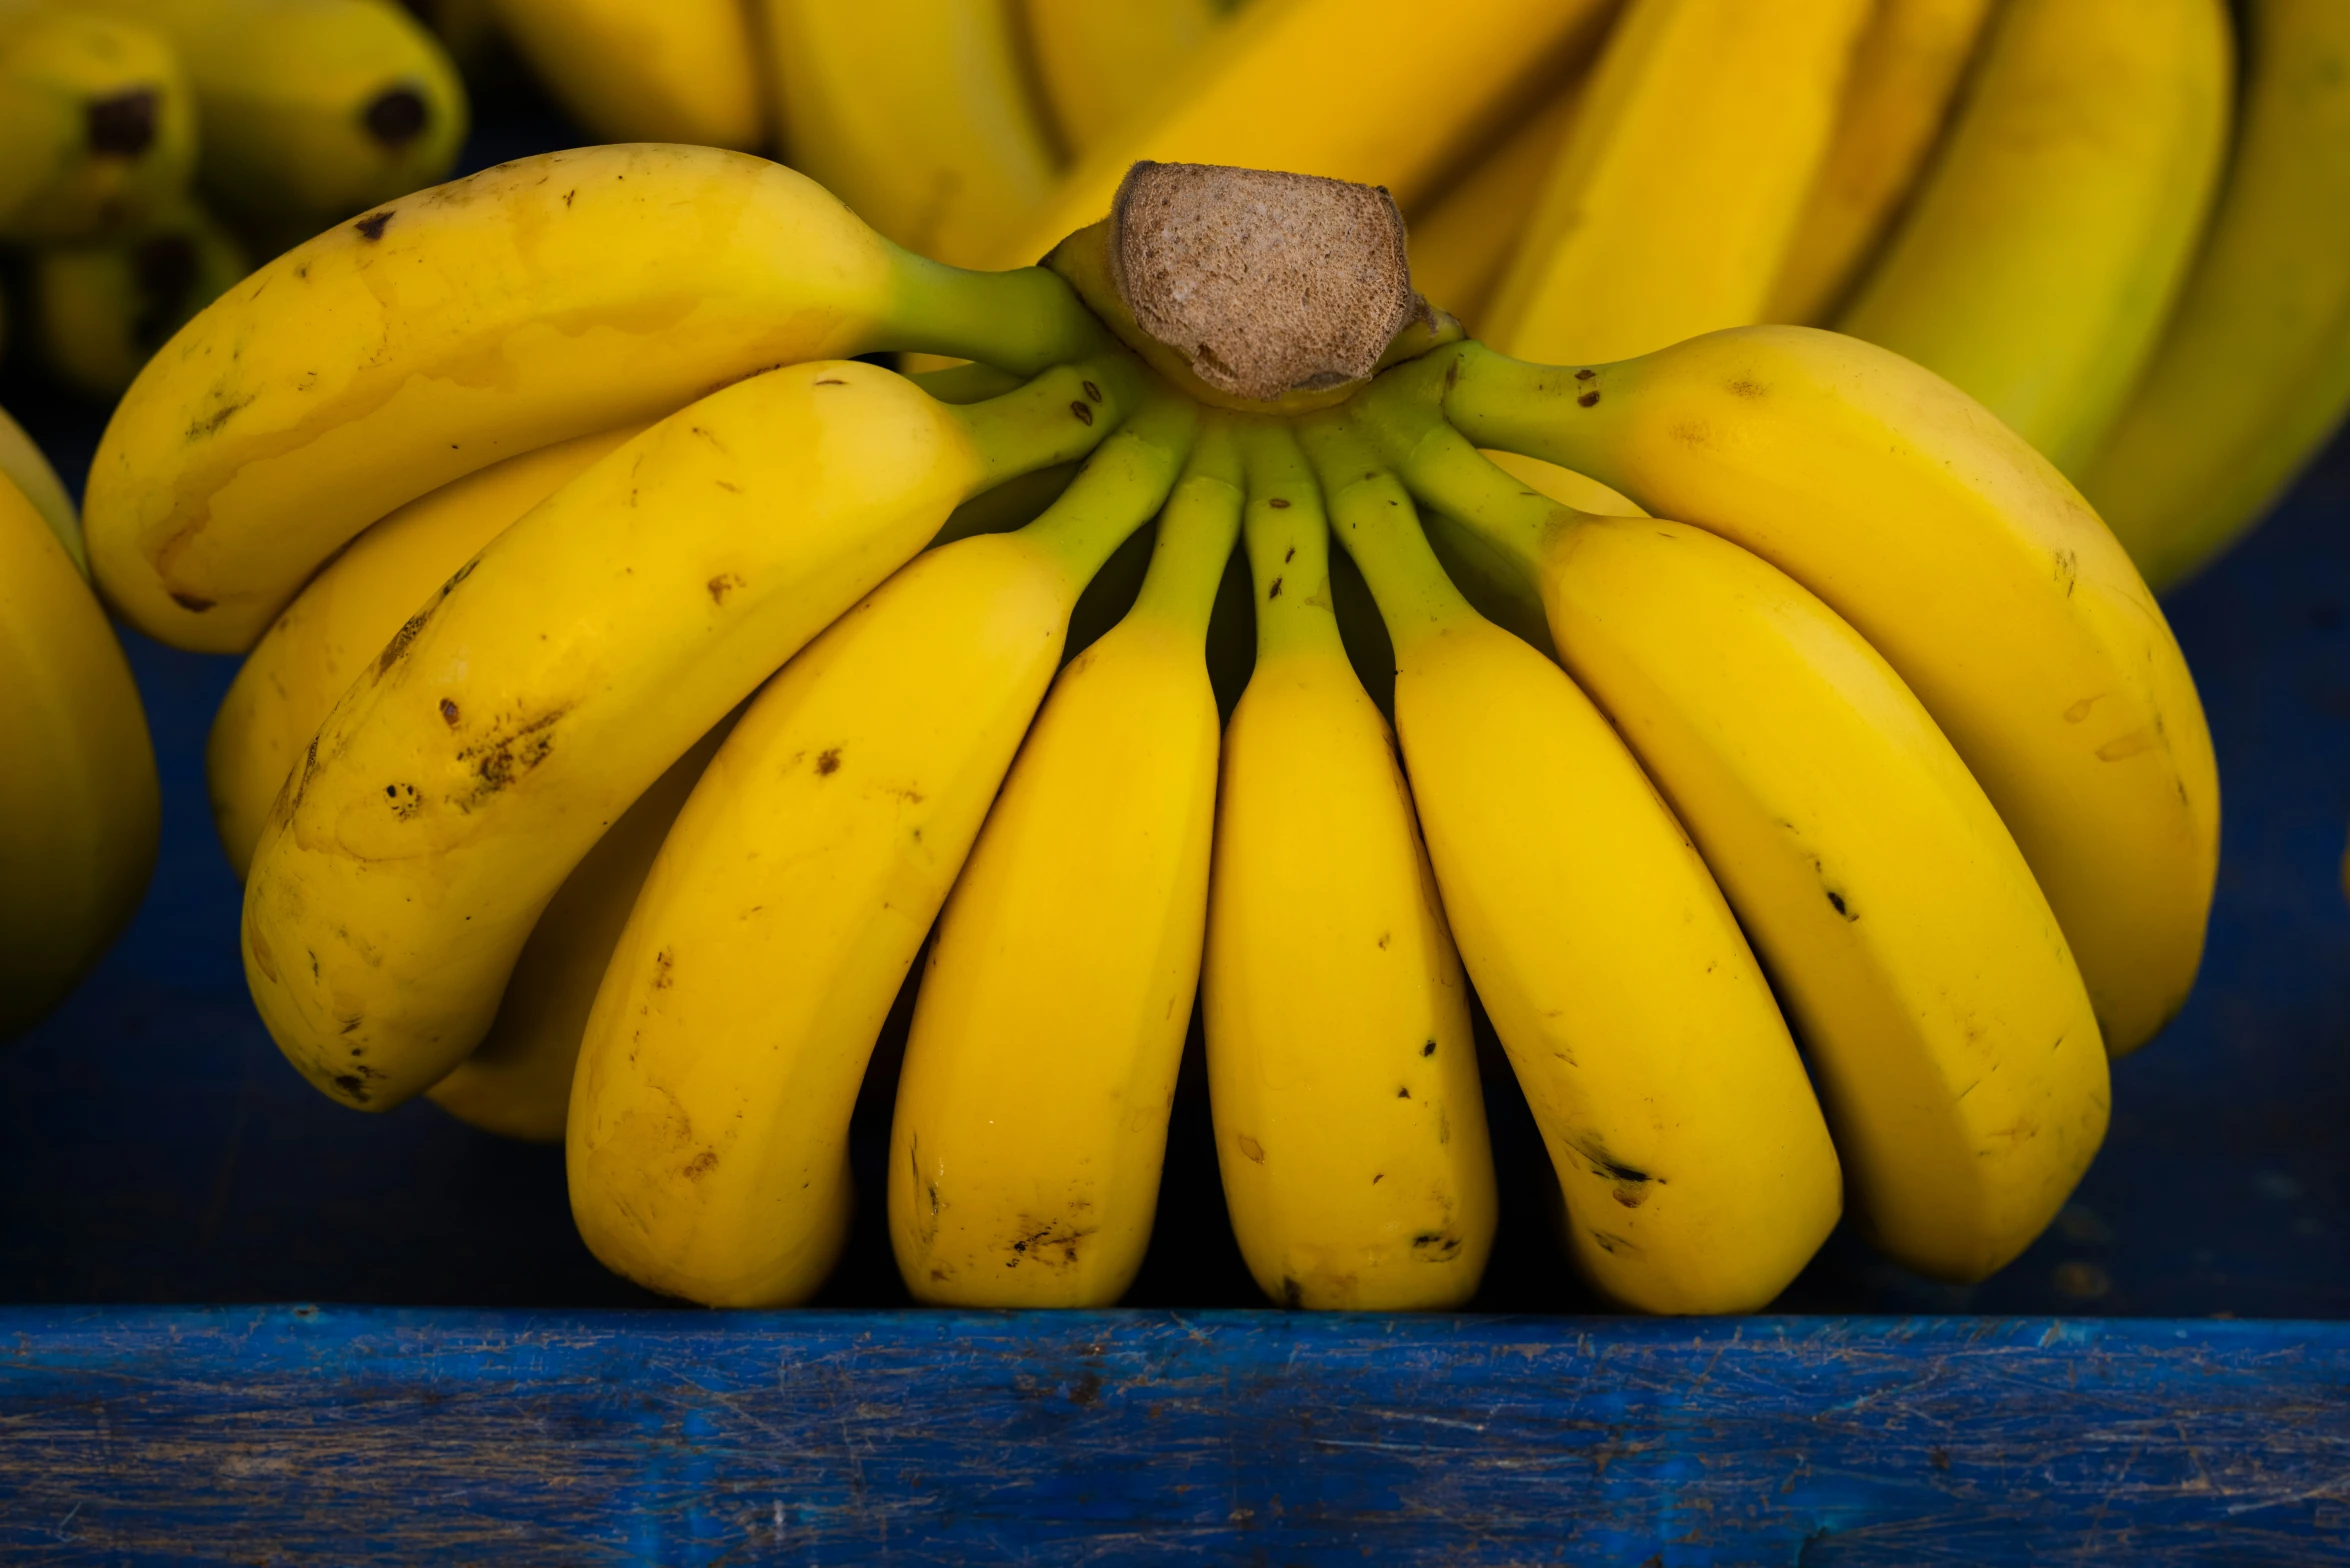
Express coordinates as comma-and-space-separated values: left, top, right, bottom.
87, 146, 2213, 1314
495, 0, 2350, 594
0, 400, 158, 1041
0, 0, 466, 396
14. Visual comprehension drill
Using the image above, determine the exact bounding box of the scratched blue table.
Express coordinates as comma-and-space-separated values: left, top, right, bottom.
4, 76, 2350, 1566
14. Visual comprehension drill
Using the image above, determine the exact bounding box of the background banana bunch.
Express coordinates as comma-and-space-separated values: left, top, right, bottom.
80, 143, 2215, 1315
0, 401, 156, 1042
0, 0, 467, 398
475, 0, 2350, 595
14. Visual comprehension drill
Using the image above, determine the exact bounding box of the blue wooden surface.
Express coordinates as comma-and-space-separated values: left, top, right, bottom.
5, 64, 2350, 1564
2, 1305, 2347, 1564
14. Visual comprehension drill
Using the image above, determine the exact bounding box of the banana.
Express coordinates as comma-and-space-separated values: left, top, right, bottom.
489, 0, 762, 150
209, 425, 638, 877
428, 718, 728, 1142
75, 0, 468, 247
1835, 0, 2233, 477
1766, 0, 1999, 326
889, 416, 1237, 1308
26, 194, 247, 399
83, 144, 1111, 654
0, 4, 195, 242
1484, 0, 1872, 365
761, 0, 1062, 266
1411, 328, 2217, 1056
1, 465, 159, 1040
1403, 76, 1585, 331
569, 395, 1198, 1307
1544, 508, 2106, 1281
1302, 417, 1840, 1314
0, 401, 82, 572
2081, 0, 2350, 592
1204, 420, 1498, 1311
243, 354, 1139, 1114
978, 0, 1622, 270
1019, 0, 1223, 157
204, 413, 719, 1141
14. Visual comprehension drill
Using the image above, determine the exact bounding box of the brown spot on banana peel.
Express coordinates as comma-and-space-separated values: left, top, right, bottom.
375, 608, 432, 678
185, 397, 253, 443
353, 210, 396, 242
2097, 729, 2160, 762
449, 705, 571, 810
1571, 1132, 1659, 1192
1236, 1134, 1265, 1163
1006, 1218, 1092, 1270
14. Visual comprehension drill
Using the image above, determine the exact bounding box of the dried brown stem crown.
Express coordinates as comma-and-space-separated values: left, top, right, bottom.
1109, 162, 1426, 403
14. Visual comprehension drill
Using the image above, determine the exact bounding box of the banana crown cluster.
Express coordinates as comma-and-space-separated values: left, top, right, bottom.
83, 146, 2216, 1315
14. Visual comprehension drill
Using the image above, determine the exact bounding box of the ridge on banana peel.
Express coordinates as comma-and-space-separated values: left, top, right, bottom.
193, 152, 2201, 1310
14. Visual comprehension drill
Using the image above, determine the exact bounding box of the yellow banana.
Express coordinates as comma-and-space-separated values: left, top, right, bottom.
1835, 0, 2233, 477
569, 395, 1198, 1307
75, 0, 468, 247
889, 417, 1236, 1308
1019, 0, 1223, 157
1767, 0, 1999, 325
2081, 0, 2350, 591
1411, 328, 2216, 1056
1, 466, 158, 1040
1403, 76, 1585, 331
489, 0, 762, 150
26, 194, 246, 399
243, 354, 1139, 1113
207, 426, 638, 877
0, 401, 82, 572
84, 144, 1111, 653
429, 719, 727, 1142
204, 414, 717, 1142
1204, 420, 1498, 1312
979, 0, 1622, 270
0, 4, 194, 242
762, 0, 1062, 266
1484, 0, 1871, 364
1304, 417, 1840, 1314
1544, 512, 2107, 1281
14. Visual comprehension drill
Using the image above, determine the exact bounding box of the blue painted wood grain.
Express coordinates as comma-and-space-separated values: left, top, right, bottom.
2, 1306, 2346, 1565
